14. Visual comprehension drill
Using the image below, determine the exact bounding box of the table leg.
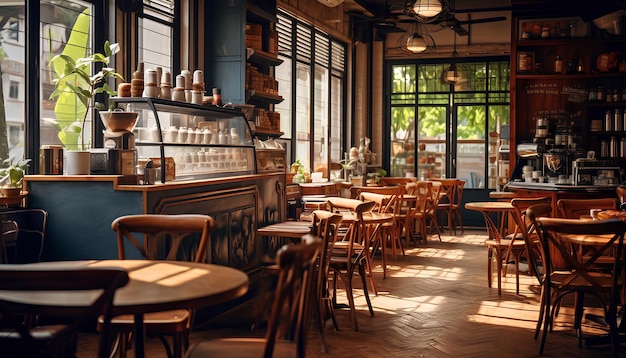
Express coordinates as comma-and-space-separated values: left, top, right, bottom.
134, 313, 145, 358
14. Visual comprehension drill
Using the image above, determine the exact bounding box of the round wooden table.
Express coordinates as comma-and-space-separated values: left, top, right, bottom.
0, 260, 249, 358
597, 210, 626, 221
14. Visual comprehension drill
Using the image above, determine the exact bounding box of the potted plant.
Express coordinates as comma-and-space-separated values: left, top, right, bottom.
0, 158, 31, 197
43, 9, 123, 174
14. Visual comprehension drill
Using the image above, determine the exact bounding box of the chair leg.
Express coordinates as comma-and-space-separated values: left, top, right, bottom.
538, 286, 552, 355
487, 247, 493, 289
357, 261, 374, 317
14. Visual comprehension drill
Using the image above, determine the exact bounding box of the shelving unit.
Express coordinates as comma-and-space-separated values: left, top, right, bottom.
511, 8, 626, 177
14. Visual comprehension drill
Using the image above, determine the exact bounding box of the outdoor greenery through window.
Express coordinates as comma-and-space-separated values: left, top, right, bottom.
389, 59, 510, 189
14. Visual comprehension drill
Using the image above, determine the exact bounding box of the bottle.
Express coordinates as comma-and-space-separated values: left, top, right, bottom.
554, 56, 563, 73
611, 136, 618, 157
615, 109, 623, 132
605, 110, 613, 131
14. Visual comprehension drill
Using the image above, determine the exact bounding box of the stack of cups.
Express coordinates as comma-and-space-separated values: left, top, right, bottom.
172, 74, 186, 102
142, 69, 159, 98
522, 165, 534, 182
160, 71, 172, 100
192, 70, 205, 105
181, 70, 192, 102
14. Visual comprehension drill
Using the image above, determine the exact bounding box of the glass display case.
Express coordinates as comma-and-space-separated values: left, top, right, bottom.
110, 97, 256, 182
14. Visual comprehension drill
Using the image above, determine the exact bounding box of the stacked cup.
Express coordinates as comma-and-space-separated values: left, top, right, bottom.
192, 70, 205, 105
181, 70, 192, 102
142, 69, 159, 98
172, 74, 186, 102
160, 71, 172, 100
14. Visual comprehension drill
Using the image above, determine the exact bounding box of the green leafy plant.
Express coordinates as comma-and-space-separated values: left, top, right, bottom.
367, 168, 387, 185
0, 158, 31, 188
44, 9, 123, 150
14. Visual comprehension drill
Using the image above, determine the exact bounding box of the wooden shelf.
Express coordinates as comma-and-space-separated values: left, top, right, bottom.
247, 90, 283, 105
254, 127, 283, 138
247, 48, 283, 67
515, 72, 626, 80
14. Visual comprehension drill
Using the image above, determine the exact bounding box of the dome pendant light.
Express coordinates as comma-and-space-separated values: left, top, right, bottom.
413, 0, 442, 18
406, 33, 427, 53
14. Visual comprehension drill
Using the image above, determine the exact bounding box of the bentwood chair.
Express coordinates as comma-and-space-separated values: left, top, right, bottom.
99, 214, 214, 358
432, 178, 465, 235
326, 197, 376, 331
0, 267, 129, 358
556, 198, 618, 219
185, 235, 322, 358
357, 186, 405, 274
534, 217, 626, 356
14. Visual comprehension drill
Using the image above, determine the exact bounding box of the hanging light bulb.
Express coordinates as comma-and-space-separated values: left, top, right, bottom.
444, 63, 460, 83
413, 0, 442, 18
406, 33, 427, 53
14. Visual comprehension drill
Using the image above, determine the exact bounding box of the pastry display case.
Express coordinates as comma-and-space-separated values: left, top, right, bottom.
110, 97, 257, 183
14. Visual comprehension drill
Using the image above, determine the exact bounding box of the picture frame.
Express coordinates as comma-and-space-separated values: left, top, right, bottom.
517, 51, 534, 73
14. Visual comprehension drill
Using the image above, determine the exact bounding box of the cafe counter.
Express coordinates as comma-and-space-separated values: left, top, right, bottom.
506, 181, 619, 214
24, 173, 286, 274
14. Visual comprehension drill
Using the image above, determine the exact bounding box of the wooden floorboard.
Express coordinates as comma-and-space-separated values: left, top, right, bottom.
76, 230, 625, 357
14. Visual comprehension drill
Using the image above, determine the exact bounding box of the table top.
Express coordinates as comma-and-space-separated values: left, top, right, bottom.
488, 191, 516, 200
0, 260, 249, 315
257, 220, 313, 239
465, 201, 515, 212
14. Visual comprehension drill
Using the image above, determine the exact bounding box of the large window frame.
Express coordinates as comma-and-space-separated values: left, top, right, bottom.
386, 57, 510, 190
275, 10, 347, 179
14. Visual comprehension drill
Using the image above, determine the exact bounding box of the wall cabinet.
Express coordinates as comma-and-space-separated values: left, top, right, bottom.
511, 9, 626, 176
112, 97, 256, 183
206, 0, 283, 140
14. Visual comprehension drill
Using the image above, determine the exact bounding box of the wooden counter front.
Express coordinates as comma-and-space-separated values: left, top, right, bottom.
24, 173, 286, 269
506, 182, 618, 217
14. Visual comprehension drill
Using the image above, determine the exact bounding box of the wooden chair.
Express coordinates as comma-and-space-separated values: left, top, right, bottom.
0, 267, 129, 358
184, 235, 322, 358
326, 197, 376, 331
0, 208, 47, 264
556, 198, 618, 219
425, 180, 443, 242
482, 202, 527, 296
311, 210, 343, 337
432, 178, 465, 235
509, 197, 552, 276
357, 186, 405, 274
99, 214, 214, 358
534, 217, 626, 356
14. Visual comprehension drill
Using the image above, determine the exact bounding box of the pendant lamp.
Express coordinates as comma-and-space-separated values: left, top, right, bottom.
413, 0, 442, 18
406, 33, 427, 53
443, 33, 461, 84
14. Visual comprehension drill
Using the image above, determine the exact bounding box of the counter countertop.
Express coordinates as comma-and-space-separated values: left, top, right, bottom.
507, 181, 618, 192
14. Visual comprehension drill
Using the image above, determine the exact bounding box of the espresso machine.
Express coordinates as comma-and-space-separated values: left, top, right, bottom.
91, 111, 139, 175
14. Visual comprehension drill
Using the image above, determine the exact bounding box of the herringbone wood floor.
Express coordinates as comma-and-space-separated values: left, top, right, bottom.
77, 230, 625, 357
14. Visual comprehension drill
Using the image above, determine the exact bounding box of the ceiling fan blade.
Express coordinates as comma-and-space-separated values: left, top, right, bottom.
457, 16, 507, 25
440, 18, 469, 36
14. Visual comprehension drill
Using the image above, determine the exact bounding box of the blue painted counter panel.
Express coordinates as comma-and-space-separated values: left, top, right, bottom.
28, 181, 144, 261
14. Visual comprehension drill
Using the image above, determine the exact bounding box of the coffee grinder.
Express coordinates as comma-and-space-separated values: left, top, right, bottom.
92, 110, 139, 175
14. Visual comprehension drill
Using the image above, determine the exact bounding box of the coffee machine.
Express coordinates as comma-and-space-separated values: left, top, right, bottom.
91, 111, 139, 175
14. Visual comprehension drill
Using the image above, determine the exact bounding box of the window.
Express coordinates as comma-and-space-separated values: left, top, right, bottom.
388, 59, 510, 190
139, 0, 175, 74
275, 10, 346, 179
8, 19, 18, 41
9, 81, 19, 99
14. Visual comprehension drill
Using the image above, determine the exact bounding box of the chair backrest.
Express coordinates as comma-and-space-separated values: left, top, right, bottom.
431, 178, 465, 207
0, 209, 47, 264
112, 214, 214, 262
0, 266, 129, 358
379, 177, 416, 187
556, 198, 618, 219
263, 234, 322, 358
535, 217, 626, 293
511, 196, 552, 238
519, 203, 553, 284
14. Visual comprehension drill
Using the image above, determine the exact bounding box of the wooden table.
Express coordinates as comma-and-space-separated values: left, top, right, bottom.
0, 260, 249, 358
